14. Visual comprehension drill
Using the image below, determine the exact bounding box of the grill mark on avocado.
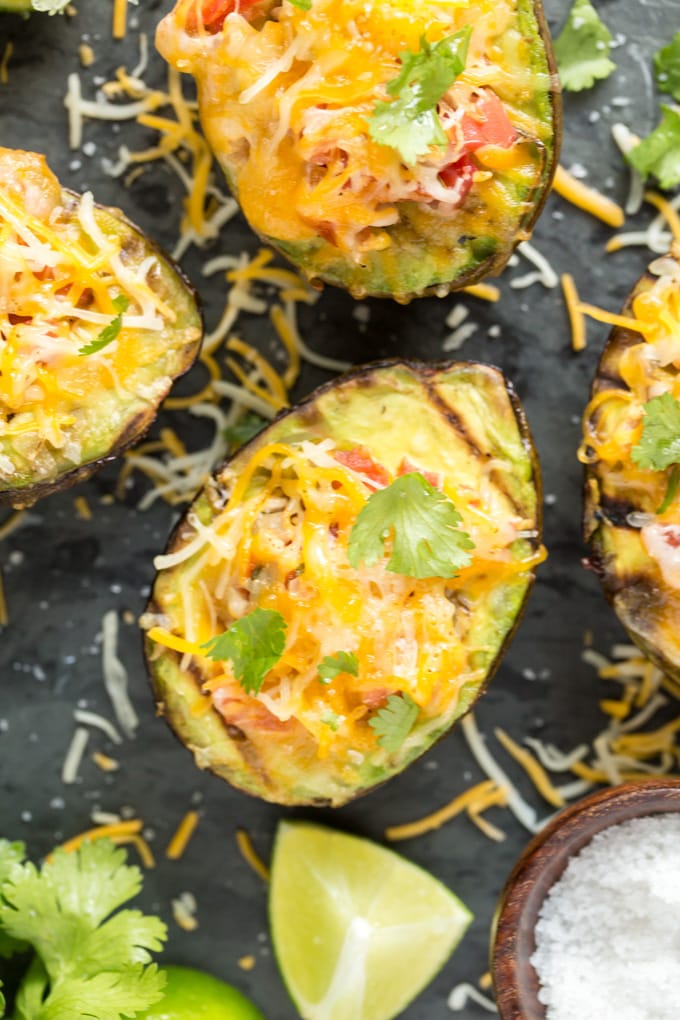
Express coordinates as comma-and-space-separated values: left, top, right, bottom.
595, 495, 640, 529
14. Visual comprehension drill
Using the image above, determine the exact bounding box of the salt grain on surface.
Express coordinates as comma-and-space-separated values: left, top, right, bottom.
532, 814, 680, 1020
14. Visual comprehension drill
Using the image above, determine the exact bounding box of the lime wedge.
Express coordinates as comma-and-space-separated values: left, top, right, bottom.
269, 821, 472, 1020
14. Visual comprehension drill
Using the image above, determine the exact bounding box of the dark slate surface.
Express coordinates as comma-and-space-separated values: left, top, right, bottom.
0, 1, 676, 1017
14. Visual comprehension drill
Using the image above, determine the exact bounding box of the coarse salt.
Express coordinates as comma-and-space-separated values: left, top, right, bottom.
532, 814, 680, 1020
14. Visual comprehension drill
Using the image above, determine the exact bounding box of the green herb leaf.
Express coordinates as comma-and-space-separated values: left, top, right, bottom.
553, 0, 616, 92
201, 608, 287, 695
317, 651, 359, 684
0, 840, 167, 1020
368, 28, 471, 164
369, 693, 419, 752
223, 411, 268, 453
78, 295, 130, 357
288, 0, 311, 8
321, 711, 341, 731
627, 105, 680, 190
0, 840, 28, 961
348, 472, 475, 579
631, 392, 680, 471
654, 33, 680, 101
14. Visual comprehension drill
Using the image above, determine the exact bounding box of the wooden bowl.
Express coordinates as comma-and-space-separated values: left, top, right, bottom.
491, 777, 680, 1019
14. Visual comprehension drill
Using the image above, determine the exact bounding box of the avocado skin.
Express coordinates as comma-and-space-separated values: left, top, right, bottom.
0, 190, 203, 508
583, 262, 680, 681
210, 0, 562, 301
145, 359, 542, 806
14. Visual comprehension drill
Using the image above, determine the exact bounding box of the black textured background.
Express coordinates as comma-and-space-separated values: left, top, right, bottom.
0, 1, 676, 1017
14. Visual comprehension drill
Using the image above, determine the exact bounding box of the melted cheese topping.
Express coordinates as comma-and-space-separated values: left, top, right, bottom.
0, 148, 200, 492
582, 251, 680, 588
157, 0, 551, 264
149, 436, 542, 760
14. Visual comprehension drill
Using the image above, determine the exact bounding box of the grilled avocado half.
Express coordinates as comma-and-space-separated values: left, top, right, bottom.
0, 149, 202, 507
143, 360, 543, 806
156, 0, 560, 301
583, 247, 680, 678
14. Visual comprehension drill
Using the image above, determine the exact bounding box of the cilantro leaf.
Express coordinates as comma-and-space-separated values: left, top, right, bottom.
317, 651, 358, 684
368, 28, 471, 164
223, 411, 268, 453
288, 0, 311, 8
348, 472, 475, 579
0, 840, 28, 960
78, 295, 130, 357
627, 105, 680, 190
201, 608, 287, 695
631, 393, 680, 471
321, 711, 341, 731
369, 693, 419, 752
654, 33, 680, 101
0, 841, 167, 1020
553, 0, 616, 92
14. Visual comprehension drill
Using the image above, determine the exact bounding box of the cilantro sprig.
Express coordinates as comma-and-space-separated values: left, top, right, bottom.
553, 0, 616, 92
348, 472, 475, 579
201, 608, 287, 695
78, 295, 130, 357
369, 693, 419, 752
317, 651, 358, 684
368, 28, 471, 165
0, 839, 166, 1020
654, 32, 680, 102
627, 105, 680, 191
631, 393, 680, 514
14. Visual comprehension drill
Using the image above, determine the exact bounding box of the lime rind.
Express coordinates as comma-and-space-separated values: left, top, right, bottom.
269, 821, 472, 1020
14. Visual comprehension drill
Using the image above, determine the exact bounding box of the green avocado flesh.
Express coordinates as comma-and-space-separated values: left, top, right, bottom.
159, 0, 561, 300
583, 255, 680, 680
144, 361, 542, 806
0, 152, 202, 507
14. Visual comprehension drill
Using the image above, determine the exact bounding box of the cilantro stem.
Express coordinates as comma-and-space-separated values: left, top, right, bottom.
657, 463, 680, 514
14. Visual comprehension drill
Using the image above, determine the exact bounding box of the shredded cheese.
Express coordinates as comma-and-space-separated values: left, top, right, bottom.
113, 0, 128, 40
172, 892, 199, 931
0, 42, 13, 85
0, 570, 7, 627
166, 810, 200, 860
92, 750, 120, 772
101, 610, 138, 739
561, 273, 586, 352
494, 727, 565, 808
552, 164, 625, 228
58, 818, 143, 855
235, 828, 270, 882
61, 727, 90, 785
74, 496, 92, 520
385, 780, 507, 842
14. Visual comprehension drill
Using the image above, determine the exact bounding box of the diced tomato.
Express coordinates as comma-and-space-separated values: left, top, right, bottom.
185, 0, 262, 35
397, 457, 442, 489
460, 91, 518, 152
334, 447, 391, 488
438, 153, 476, 202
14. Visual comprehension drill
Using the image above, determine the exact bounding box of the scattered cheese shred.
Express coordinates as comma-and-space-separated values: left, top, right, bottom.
561, 273, 587, 352
552, 164, 625, 228
172, 891, 199, 931
92, 750, 120, 772
166, 810, 200, 860
0, 42, 13, 85
238, 955, 256, 972
113, 0, 128, 40
114, 832, 156, 868
461, 713, 540, 833
576, 302, 644, 333
644, 189, 680, 242
74, 495, 93, 521
385, 780, 506, 842
73, 708, 123, 745
58, 818, 143, 855
494, 727, 565, 808
462, 283, 500, 302
235, 828, 270, 882
447, 983, 497, 1013
102, 609, 138, 739
0, 570, 7, 627
61, 727, 90, 785
0, 510, 26, 542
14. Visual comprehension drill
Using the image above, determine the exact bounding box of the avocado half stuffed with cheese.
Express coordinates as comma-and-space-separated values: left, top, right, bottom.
0, 148, 202, 507
156, 0, 560, 301
143, 360, 543, 806
582, 246, 680, 679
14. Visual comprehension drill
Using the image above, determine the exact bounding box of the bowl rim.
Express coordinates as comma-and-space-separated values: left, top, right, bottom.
491, 776, 680, 1020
